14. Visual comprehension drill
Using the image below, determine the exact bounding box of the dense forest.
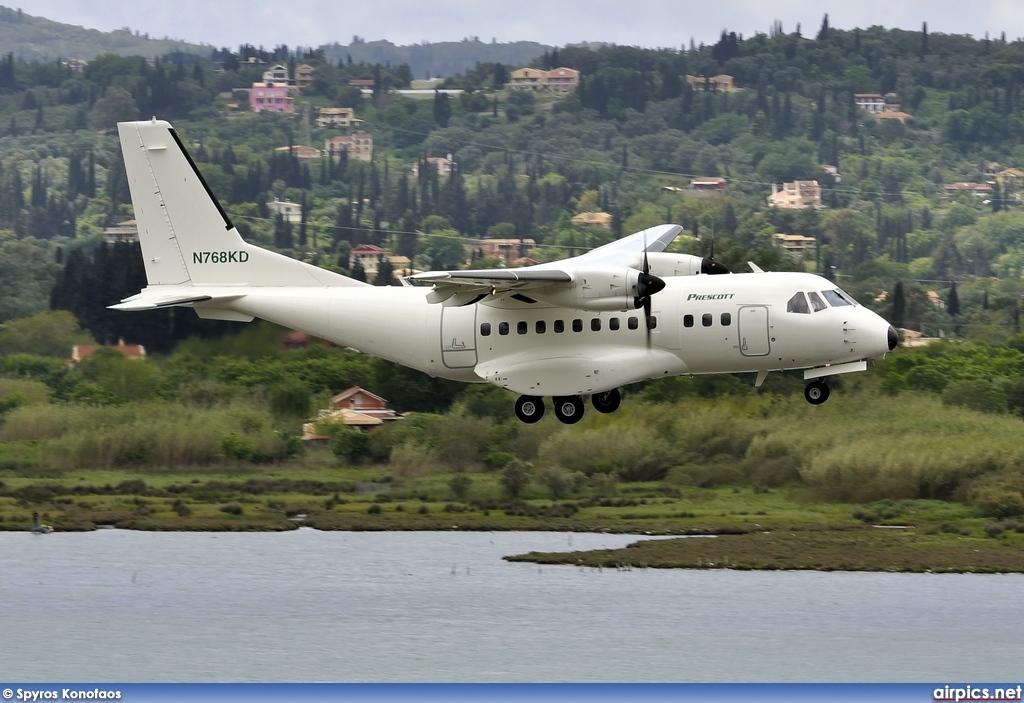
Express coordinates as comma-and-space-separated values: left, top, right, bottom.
4, 16, 1024, 524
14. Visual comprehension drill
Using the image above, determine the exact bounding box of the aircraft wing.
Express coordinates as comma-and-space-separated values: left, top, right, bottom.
567, 224, 683, 266
410, 269, 572, 306
410, 224, 683, 306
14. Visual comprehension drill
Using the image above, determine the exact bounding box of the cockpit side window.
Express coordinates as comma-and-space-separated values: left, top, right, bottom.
822, 289, 852, 307
787, 292, 810, 314
808, 291, 827, 312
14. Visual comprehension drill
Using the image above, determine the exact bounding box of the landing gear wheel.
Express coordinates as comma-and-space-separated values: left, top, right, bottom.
592, 389, 621, 414
553, 396, 585, 424
804, 381, 831, 405
515, 395, 545, 424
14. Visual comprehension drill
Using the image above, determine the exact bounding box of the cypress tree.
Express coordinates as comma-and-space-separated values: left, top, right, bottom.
946, 283, 960, 317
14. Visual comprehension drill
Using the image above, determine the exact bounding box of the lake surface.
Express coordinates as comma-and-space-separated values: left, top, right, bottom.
1, 529, 1021, 682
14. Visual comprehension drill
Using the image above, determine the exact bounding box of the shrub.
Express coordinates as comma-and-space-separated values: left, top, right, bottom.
332, 426, 370, 464
220, 503, 244, 515
367, 504, 382, 514
499, 458, 532, 499
448, 473, 472, 501
984, 522, 1006, 538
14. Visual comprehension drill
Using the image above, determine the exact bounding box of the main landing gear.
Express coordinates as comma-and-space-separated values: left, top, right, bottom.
804, 380, 831, 405
513, 388, 623, 424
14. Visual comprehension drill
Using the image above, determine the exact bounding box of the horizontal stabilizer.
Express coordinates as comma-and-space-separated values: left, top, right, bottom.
108, 290, 246, 311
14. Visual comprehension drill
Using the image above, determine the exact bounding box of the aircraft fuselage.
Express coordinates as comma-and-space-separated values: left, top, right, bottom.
206, 270, 892, 397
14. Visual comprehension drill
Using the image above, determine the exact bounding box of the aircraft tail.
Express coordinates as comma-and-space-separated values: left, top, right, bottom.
117, 119, 365, 289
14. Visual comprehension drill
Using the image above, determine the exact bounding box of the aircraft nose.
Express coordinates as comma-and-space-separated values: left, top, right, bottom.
887, 325, 899, 351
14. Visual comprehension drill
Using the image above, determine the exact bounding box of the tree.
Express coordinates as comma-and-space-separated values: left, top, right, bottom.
87, 87, 138, 131
373, 257, 395, 286
448, 473, 472, 501
890, 281, 906, 327
421, 230, 466, 269
433, 90, 452, 127
946, 283, 961, 316
499, 458, 533, 500
0, 310, 92, 357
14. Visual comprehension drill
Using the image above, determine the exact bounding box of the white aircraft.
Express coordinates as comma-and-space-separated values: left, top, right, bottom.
112, 119, 898, 424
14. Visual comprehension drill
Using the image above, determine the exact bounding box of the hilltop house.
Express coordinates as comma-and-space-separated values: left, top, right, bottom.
102, 219, 139, 244
249, 83, 295, 113
267, 198, 302, 223
507, 67, 580, 92
768, 181, 823, 209
412, 155, 457, 177
316, 107, 361, 128
325, 133, 373, 162
71, 339, 146, 364
685, 74, 738, 92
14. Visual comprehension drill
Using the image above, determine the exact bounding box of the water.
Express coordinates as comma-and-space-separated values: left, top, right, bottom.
1, 529, 1020, 682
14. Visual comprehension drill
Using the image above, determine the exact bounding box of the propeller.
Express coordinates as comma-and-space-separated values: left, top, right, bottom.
634, 236, 666, 347
700, 237, 730, 275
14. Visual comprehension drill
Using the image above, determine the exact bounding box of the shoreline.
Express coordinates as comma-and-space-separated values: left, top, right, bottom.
6, 516, 1024, 573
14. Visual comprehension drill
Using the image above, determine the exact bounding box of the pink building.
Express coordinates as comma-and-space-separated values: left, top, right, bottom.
249, 83, 295, 114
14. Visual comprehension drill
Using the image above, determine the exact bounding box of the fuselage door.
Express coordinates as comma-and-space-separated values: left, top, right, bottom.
441, 305, 478, 369
738, 305, 770, 356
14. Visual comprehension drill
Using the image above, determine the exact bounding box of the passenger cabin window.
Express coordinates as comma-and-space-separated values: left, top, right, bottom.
821, 289, 852, 307
702, 313, 713, 327
498, 322, 509, 335
554, 320, 565, 333
609, 317, 620, 331
517, 321, 528, 335
647, 316, 658, 330
683, 314, 694, 328
536, 321, 546, 334
721, 312, 732, 326
627, 316, 639, 330
591, 318, 601, 332
808, 291, 827, 312
572, 319, 583, 332
480, 323, 491, 336
787, 292, 811, 314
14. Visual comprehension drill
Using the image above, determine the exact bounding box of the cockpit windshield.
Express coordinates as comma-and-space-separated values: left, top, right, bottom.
787, 292, 810, 314
808, 291, 827, 312
821, 289, 855, 307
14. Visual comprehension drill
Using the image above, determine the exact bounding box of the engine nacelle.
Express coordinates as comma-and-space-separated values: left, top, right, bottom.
645, 253, 705, 277
528, 267, 644, 311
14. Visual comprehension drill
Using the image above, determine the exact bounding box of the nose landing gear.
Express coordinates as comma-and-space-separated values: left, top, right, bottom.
804, 380, 831, 405
591, 388, 621, 414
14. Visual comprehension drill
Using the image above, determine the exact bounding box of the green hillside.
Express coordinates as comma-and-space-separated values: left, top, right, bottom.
0, 5, 207, 61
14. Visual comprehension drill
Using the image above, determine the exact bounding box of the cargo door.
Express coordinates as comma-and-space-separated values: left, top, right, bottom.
440, 305, 478, 368
738, 305, 770, 356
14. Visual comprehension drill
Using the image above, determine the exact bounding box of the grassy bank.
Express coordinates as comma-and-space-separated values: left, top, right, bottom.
505, 527, 1024, 573
3, 450, 1024, 573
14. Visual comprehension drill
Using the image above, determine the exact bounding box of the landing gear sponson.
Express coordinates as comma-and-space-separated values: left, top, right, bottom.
514, 388, 624, 424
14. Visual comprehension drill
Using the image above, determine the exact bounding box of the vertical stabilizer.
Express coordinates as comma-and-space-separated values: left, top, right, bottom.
118, 119, 365, 289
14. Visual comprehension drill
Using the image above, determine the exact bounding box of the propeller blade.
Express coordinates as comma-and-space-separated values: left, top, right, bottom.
644, 294, 652, 349
700, 236, 730, 275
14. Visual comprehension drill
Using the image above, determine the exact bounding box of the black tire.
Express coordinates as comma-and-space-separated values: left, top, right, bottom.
804, 381, 830, 405
592, 389, 621, 414
514, 395, 545, 423
553, 396, 585, 424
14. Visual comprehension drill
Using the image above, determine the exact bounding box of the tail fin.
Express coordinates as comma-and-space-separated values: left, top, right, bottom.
118, 119, 364, 288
